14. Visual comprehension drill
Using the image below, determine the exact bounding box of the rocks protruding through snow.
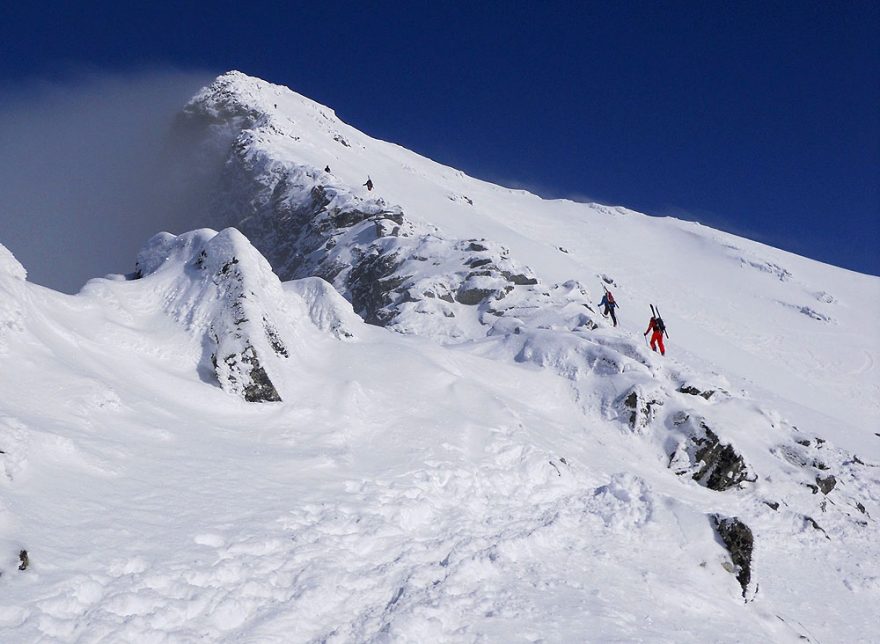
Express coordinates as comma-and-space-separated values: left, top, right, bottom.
739, 257, 792, 282
803, 516, 830, 539
620, 386, 663, 432
778, 301, 833, 323
711, 515, 754, 598
181, 85, 600, 344
816, 474, 837, 495
213, 343, 281, 403
677, 385, 715, 400
167, 74, 877, 624
263, 318, 289, 357
668, 414, 753, 492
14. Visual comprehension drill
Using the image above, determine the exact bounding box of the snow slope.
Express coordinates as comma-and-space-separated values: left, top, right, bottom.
1, 72, 879, 642
182, 71, 879, 452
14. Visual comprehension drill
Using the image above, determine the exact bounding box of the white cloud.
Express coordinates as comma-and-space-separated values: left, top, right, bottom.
0, 68, 217, 292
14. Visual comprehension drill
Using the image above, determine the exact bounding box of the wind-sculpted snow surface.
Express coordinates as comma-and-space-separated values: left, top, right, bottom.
1, 71, 879, 642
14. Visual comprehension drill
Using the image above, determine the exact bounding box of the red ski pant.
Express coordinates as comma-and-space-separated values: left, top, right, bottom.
650, 331, 665, 355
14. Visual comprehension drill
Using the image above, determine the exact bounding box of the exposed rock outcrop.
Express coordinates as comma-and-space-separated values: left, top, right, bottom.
620, 386, 663, 432
816, 474, 837, 495
136, 228, 289, 403
712, 515, 753, 597
668, 414, 753, 491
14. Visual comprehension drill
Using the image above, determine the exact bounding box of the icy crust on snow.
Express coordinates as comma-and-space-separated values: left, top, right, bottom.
135, 228, 290, 402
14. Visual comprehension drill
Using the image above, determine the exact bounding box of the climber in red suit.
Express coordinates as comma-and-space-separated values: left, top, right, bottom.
644, 315, 666, 356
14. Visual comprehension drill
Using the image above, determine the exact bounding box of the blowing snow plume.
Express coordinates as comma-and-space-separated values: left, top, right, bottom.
0, 69, 218, 293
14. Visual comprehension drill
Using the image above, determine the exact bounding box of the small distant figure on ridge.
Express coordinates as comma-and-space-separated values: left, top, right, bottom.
644, 305, 668, 356
324, 165, 331, 173
599, 287, 619, 327
363, 176, 373, 191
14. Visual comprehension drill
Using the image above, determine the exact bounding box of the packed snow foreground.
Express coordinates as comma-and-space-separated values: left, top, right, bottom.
1, 72, 879, 643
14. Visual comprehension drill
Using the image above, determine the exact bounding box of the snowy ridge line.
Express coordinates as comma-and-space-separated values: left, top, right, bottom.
178, 72, 877, 580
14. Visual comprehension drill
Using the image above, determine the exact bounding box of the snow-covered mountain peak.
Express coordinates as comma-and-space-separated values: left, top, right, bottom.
1, 71, 878, 642
184, 69, 344, 147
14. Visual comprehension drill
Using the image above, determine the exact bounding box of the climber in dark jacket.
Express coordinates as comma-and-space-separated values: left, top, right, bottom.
599, 290, 619, 327
363, 176, 373, 191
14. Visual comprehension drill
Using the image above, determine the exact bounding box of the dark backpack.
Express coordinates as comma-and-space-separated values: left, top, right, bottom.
654, 317, 665, 333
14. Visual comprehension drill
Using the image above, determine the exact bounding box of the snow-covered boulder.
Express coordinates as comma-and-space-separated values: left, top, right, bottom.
283, 276, 359, 340
135, 228, 289, 402
668, 413, 754, 491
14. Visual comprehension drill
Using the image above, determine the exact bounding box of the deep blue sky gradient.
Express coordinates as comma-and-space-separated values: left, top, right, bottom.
2, 1, 878, 274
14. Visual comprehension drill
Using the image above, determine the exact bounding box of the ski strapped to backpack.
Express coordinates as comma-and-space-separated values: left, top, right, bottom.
650, 304, 669, 338
600, 283, 620, 307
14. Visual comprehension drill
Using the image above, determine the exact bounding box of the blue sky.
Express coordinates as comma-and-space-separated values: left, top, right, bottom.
2, 1, 878, 276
